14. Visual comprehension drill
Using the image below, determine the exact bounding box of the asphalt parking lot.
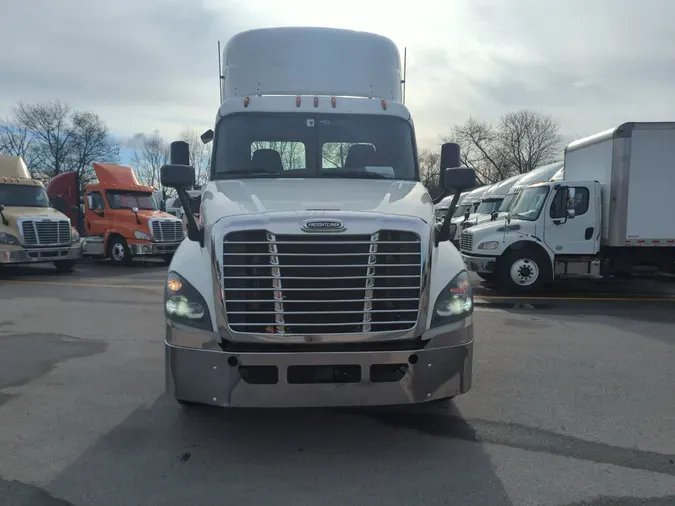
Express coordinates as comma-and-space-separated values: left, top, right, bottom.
1, 261, 674, 505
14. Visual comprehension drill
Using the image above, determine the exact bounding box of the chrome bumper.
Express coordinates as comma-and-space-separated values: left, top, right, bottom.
129, 241, 181, 256
461, 253, 497, 274
0, 244, 82, 264
165, 323, 473, 408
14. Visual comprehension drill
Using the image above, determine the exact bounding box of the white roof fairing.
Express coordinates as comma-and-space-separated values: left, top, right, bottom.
221, 27, 403, 102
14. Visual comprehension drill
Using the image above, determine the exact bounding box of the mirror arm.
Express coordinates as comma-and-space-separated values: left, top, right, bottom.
435, 192, 462, 247
177, 186, 203, 246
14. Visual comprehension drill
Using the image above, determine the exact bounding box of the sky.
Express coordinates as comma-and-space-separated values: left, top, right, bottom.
1, 0, 675, 152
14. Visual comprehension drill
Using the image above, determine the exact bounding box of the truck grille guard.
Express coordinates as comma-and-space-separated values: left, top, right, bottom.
209, 212, 432, 344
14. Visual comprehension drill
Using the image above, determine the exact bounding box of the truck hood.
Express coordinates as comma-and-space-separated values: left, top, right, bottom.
202, 179, 434, 224
467, 217, 538, 242
134, 209, 179, 221
0, 206, 71, 235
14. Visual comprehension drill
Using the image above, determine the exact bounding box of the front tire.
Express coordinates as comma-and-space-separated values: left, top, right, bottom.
108, 237, 132, 265
54, 260, 76, 272
497, 247, 551, 294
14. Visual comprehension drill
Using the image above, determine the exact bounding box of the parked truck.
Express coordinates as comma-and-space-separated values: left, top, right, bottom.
47, 163, 184, 265
460, 122, 675, 292
159, 27, 477, 409
0, 155, 81, 270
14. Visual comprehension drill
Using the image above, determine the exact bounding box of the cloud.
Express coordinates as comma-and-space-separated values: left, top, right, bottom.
2, 0, 675, 151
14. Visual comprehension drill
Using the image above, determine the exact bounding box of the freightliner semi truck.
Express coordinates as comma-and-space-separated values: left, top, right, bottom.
159, 27, 477, 409
460, 123, 675, 292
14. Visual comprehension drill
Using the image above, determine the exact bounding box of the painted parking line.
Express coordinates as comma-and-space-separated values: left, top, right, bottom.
0, 279, 164, 290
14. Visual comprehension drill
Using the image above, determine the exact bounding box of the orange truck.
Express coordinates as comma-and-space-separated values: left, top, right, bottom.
47, 163, 184, 265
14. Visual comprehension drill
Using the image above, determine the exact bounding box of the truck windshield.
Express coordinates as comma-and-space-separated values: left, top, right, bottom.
498, 192, 519, 212
0, 184, 50, 207
212, 113, 417, 181
508, 186, 550, 221
452, 203, 471, 218
106, 191, 158, 210
476, 198, 503, 214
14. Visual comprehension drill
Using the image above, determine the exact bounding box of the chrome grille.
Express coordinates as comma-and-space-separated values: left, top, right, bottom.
221, 230, 422, 335
460, 231, 473, 251
151, 220, 183, 242
20, 220, 70, 246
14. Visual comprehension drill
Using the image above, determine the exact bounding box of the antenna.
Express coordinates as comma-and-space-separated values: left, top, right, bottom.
217, 40, 223, 103
401, 47, 407, 104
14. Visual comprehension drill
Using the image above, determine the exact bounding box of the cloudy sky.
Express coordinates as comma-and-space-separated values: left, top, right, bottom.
1, 0, 674, 150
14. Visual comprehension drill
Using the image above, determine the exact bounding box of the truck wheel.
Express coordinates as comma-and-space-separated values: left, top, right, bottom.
108, 237, 132, 265
497, 248, 550, 294
54, 260, 76, 273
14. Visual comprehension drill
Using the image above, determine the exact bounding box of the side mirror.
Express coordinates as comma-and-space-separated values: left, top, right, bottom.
567, 208, 576, 219
491, 211, 498, 221
438, 142, 461, 190
0, 204, 4, 211
132, 207, 139, 213
464, 209, 471, 220
200, 129, 214, 144
444, 167, 477, 192
161, 164, 195, 189
170, 140, 190, 166
159, 200, 166, 212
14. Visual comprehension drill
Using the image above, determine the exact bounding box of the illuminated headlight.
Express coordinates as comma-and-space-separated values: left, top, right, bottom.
71, 227, 80, 243
478, 241, 500, 250
134, 229, 151, 240
164, 271, 212, 331
0, 232, 20, 246
431, 270, 473, 328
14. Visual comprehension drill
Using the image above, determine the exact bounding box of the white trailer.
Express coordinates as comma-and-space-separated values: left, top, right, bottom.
159, 27, 478, 409
459, 122, 675, 292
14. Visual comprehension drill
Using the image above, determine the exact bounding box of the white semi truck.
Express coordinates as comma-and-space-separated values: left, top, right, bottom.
159, 27, 477, 409
460, 122, 675, 292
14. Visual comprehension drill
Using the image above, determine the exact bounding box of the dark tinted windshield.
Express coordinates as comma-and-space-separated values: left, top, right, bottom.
476, 198, 503, 214
0, 184, 50, 207
212, 113, 417, 181
106, 191, 157, 210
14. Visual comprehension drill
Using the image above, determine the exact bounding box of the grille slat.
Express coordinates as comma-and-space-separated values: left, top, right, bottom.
460, 232, 473, 251
151, 220, 183, 242
20, 220, 70, 246
222, 229, 422, 335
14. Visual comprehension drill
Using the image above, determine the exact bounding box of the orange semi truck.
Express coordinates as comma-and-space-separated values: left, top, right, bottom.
47, 163, 184, 265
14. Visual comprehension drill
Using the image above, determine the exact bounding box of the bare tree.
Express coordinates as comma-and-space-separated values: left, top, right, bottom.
443, 109, 564, 184
0, 100, 119, 181
179, 128, 212, 188
69, 111, 120, 185
418, 148, 442, 197
131, 130, 169, 189
0, 121, 41, 177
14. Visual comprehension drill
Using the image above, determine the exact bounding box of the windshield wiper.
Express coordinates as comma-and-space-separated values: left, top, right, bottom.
217, 170, 280, 179
322, 170, 389, 179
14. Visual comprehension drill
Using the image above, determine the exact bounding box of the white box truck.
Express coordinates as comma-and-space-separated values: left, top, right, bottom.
460, 123, 675, 292
159, 27, 477, 409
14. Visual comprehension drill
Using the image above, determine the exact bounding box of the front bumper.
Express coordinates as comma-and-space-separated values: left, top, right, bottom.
0, 244, 82, 264
165, 324, 473, 408
129, 241, 181, 256
461, 253, 497, 274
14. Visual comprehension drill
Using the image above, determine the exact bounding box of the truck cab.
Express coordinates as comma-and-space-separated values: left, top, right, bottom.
47, 164, 184, 265
0, 155, 81, 271
448, 184, 490, 245
159, 27, 477, 409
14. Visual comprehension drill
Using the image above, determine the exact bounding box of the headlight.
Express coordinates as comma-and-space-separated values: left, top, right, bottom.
134, 229, 151, 240
164, 271, 213, 331
0, 232, 21, 246
71, 227, 80, 243
478, 241, 500, 250
431, 270, 473, 328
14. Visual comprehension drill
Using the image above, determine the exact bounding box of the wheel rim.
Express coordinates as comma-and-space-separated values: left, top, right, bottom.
111, 242, 125, 262
510, 258, 539, 286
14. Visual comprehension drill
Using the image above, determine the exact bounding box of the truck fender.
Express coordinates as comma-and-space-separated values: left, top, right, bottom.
427, 240, 467, 329
500, 240, 554, 281
103, 230, 126, 254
